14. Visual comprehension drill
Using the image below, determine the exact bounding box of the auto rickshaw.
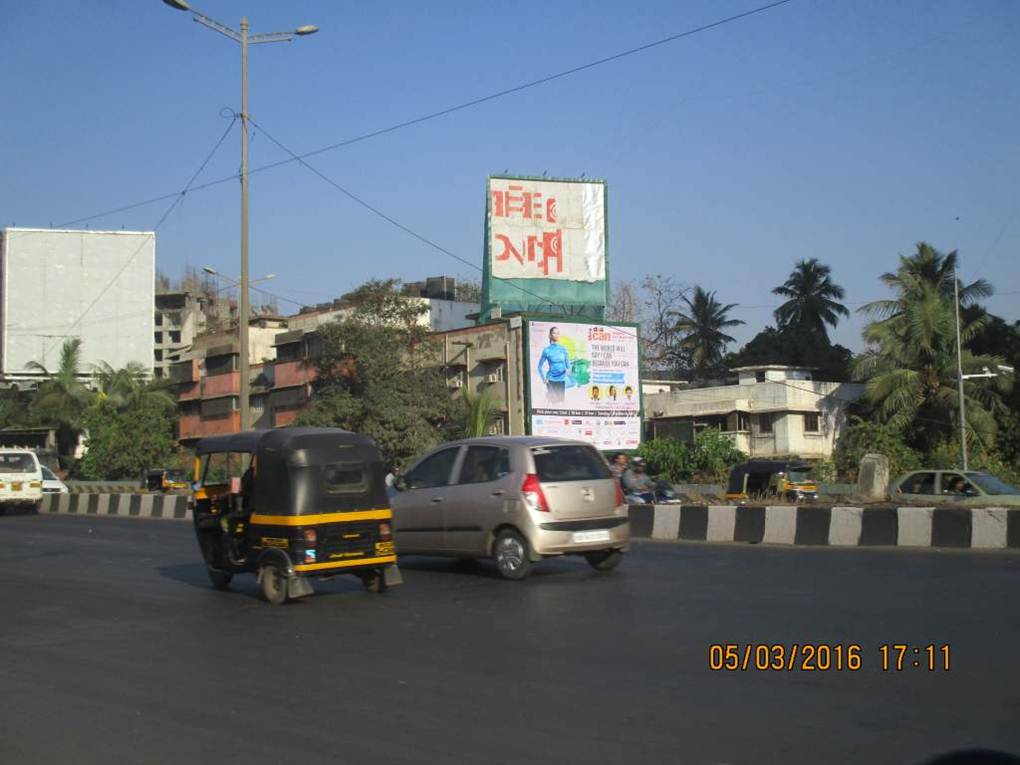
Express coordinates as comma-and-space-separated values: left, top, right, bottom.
190, 427, 401, 604
144, 468, 190, 493
724, 459, 818, 503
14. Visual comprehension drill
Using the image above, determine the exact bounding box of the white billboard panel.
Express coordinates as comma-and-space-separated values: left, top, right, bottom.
1, 229, 155, 379
489, 178, 605, 282
527, 319, 641, 451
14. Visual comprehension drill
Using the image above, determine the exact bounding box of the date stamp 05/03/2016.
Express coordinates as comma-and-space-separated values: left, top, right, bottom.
708, 644, 951, 673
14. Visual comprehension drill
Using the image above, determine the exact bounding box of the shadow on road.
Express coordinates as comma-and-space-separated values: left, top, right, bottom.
396, 554, 591, 580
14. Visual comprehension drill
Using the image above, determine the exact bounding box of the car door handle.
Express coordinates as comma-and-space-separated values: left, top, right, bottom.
431, 497, 443, 503
490, 490, 505, 497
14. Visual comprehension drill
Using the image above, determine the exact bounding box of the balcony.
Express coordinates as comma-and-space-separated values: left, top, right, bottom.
274, 360, 315, 389
177, 381, 201, 402
178, 412, 240, 440
203, 371, 240, 398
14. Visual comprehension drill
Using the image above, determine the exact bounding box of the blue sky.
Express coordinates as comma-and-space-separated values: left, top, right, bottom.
2, 0, 1018, 351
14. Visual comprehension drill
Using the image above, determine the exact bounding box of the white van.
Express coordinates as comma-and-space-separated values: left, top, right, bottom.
0, 449, 44, 512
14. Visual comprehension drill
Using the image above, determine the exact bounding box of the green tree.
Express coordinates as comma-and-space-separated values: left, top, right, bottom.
854, 244, 1010, 453
772, 258, 849, 340
92, 361, 176, 412
27, 339, 94, 457
295, 279, 452, 467
671, 286, 744, 380
723, 324, 853, 381
78, 397, 177, 480
833, 418, 923, 481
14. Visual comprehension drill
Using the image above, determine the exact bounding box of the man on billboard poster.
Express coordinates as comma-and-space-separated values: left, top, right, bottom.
536, 326, 570, 403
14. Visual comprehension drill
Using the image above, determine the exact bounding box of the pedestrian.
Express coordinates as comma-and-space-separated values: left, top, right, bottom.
609, 452, 629, 481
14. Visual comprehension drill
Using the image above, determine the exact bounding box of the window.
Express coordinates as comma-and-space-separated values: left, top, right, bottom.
155, 313, 163, 326
901, 472, 936, 496
404, 447, 459, 489
755, 370, 767, 383
803, 413, 820, 433
169, 330, 182, 344
967, 472, 1019, 495
940, 473, 975, 497
758, 414, 773, 435
737, 413, 751, 431
531, 445, 610, 482
155, 332, 163, 344
322, 463, 366, 494
457, 446, 511, 485
0, 452, 38, 473
154, 350, 164, 362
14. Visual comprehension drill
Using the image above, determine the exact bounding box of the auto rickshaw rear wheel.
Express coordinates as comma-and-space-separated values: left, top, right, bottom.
260, 564, 288, 605
361, 568, 389, 594
207, 567, 233, 590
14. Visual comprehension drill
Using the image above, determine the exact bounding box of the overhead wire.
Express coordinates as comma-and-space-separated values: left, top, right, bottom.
37, 116, 238, 362
50, 0, 796, 229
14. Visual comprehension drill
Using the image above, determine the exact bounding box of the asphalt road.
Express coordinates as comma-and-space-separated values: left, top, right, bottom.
1, 514, 1019, 765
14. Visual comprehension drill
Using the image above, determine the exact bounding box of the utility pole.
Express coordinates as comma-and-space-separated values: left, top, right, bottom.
953, 267, 967, 471
162, 0, 317, 431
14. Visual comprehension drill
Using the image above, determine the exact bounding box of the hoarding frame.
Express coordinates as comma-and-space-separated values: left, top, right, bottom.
522, 316, 643, 454
482, 174, 610, 320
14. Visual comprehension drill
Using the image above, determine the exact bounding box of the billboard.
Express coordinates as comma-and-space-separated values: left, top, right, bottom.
0, 228, 155, 380
483, 176, 608, 319
525, 319, 641, 451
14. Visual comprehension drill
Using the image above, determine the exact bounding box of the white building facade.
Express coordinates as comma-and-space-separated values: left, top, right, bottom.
643, 365, 865, 459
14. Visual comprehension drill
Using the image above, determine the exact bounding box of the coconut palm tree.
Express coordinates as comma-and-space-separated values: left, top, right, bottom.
26, 339, 94, 457
854, 245, 1009, 451
92, 361, 175, 413
772, 258, 849, 339
671, 286, 745, 380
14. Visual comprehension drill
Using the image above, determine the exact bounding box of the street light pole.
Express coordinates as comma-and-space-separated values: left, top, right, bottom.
239, 16, 251, 430
162, 1, 317, 432
953, 266, 968, 471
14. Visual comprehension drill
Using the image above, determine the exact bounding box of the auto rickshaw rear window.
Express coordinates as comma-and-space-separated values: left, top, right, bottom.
323, 463, 367, 494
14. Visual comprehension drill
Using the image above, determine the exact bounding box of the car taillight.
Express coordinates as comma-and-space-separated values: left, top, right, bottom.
614, 481, 625, 508
378, 522, 392, 541
521, 473, 549, 512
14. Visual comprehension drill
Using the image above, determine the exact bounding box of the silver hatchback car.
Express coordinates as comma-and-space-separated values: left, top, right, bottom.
391, 436, 629, 579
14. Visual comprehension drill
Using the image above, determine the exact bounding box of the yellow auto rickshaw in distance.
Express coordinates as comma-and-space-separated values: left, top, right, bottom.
725, 459, 819, 503
191, 427, 401, 604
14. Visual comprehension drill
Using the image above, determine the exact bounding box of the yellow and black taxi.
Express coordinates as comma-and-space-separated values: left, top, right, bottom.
191, 427, 401, 604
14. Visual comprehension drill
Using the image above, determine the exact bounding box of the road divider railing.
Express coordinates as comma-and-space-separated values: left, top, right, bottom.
40, 492, 190, 520
628, 504, 1020, 550
33, 495, 1020, 550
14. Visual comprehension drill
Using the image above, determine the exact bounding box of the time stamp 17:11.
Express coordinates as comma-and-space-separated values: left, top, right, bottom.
708, 644, 951, 672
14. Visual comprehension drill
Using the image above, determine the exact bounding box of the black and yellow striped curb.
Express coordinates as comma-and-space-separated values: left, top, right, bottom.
40, 493, 190, 520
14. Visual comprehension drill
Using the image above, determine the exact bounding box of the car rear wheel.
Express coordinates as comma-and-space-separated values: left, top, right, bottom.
494, 530, 532, 580
207, 567, 233, 590
585, 549, 623, 571
260, 564, 288, 605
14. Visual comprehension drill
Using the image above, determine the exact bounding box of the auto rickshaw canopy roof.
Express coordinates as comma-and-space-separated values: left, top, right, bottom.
726, 458, 814, 494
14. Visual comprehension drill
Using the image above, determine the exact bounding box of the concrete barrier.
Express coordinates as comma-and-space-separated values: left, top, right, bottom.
39, 492, 191, 520
635, 504, 1020, 550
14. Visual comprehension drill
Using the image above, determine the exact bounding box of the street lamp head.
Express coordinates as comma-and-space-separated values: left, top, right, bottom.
162, 0, 192, 11
264, 273, 277, 280
294, 25, 319, 36
202, 266, 218, 275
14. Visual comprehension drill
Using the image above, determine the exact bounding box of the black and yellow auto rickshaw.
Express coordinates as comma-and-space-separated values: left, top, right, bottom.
191, 427, 401, 604
144, 468, 190, 493
724, 459, 818, 503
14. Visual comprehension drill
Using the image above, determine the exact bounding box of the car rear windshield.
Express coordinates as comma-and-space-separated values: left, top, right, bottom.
0, 453, 37, 473
531, 445, 611, 482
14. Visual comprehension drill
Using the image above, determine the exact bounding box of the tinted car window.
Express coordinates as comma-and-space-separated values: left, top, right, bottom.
531, 445, 610, 482
0, 453, 37, 473
458, 446, 511, 485
405, 448, 459, 489
967, 473, 1019, 495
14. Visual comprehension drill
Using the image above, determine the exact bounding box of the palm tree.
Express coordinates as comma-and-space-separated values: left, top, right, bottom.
854, 245, 1009, 452
92, 361, 175, 412
26, 339, 94, 457
671, 286, 745, 379
458, 386, 501, 438
772, 258, 849, 338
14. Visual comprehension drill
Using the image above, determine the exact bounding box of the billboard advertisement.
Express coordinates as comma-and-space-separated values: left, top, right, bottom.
526, 319, 641, 451
483, 176, 608, 319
